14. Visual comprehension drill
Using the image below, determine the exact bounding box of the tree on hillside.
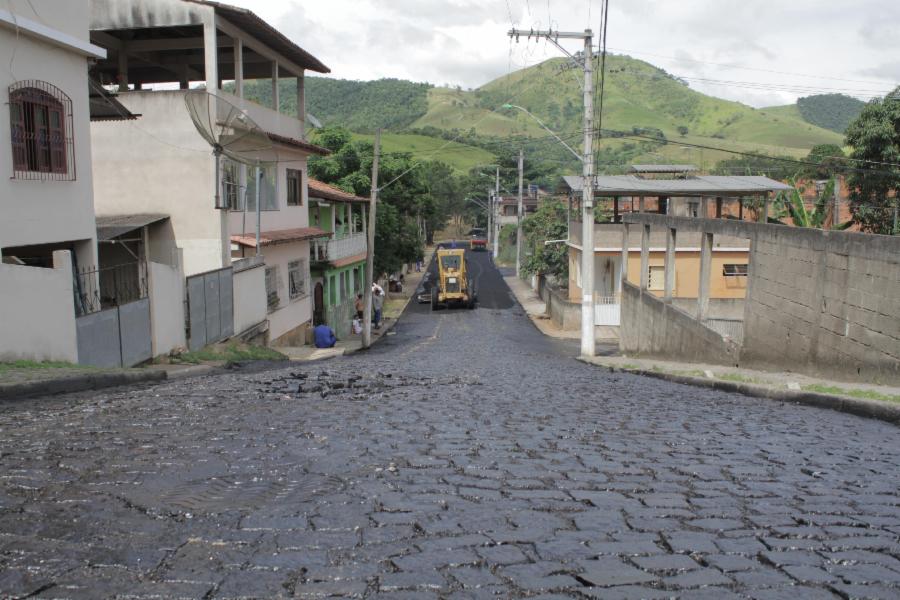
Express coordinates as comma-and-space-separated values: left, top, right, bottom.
844, 90, 900, 234
521, 200, 569, 281
308, 126, 429, 273
797, 94, 865, 134
802, 144, 846, 180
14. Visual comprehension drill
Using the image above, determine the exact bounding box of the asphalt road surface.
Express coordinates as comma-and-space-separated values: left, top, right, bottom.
1, 247, 899, 599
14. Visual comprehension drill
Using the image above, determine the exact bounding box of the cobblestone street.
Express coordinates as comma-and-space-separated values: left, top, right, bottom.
1, 252, 899, 599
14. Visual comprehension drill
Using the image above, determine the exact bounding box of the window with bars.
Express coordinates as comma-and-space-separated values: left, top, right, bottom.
222, 159, 241, 210
288, 259, 307, 300
265, 265, 280, 311
9, 81, 75, 180
722, 264, 749, 277
286, 169, 302, 206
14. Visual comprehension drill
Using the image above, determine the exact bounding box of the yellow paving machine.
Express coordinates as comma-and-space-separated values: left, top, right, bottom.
432, 248, 476, 310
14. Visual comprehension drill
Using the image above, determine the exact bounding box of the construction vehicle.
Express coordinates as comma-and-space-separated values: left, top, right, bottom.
432, 248, 476, 310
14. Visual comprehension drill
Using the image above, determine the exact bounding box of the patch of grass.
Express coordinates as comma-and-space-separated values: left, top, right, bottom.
170, 343, 287, 365
0, 360, 93, 372
618, 363, 640, 370
717, 372, 761, 384
802, 384, 900, 404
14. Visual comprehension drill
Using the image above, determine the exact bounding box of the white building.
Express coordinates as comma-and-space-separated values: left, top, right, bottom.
88, 0, 332, 346
0, 0, 107, 362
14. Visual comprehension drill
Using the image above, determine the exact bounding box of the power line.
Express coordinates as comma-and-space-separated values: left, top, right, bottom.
604, 45, 898, 87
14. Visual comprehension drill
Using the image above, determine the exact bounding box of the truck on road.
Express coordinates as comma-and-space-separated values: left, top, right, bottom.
432, 248, 476, 310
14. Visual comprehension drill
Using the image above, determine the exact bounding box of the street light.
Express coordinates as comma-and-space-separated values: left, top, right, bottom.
501, 102, 597, 358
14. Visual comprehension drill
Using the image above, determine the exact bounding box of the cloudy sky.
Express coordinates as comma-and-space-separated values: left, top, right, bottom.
229, 0, 898, 108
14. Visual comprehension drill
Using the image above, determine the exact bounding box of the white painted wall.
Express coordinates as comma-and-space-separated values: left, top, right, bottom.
90, 91, 226, 277
0, 250, 78, 362
227, 149, 310, 235
263, 241, 313, 342
149, 261, 186, 355
0, 4, 98, 267
233, 261, 267, 336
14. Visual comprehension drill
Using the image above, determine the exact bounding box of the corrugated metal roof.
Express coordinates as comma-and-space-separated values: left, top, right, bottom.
89, 80, 140, 121
561, 175, 792, 196
231, 226, 330, 248
629, 164, 698, 173
266, 132, 330, 156
185, 0, 330, 73
96, 214, 169, 240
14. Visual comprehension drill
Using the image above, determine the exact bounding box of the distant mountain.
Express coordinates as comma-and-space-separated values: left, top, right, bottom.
242, 55, 847, 173
764, 94, 865, 134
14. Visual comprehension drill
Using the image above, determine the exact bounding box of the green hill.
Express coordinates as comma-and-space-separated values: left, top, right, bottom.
242, 54, 849, 175
351, 132, 496, 174
238, 77, 431, 132
463, 55, 842, 149
764, 94, 865, 134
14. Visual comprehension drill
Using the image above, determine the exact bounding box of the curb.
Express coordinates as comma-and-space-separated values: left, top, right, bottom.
576, 358, 900, 426
0, 370, 168, 401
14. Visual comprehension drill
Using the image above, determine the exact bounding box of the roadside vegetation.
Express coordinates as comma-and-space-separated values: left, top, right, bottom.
166, 343, 287, 365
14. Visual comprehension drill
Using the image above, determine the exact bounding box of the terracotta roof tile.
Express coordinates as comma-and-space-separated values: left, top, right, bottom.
308, 179, 368, 203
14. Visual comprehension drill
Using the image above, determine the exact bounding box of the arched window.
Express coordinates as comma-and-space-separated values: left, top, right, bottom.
8, 81, 74, 180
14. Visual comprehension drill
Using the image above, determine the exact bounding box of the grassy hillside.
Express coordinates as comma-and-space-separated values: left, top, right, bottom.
240, 54, 847, 176
468, 55, 843, 149
237, 77, 431, 132
352, 133, 496, 174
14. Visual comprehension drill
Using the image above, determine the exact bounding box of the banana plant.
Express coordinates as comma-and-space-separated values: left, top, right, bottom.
773, 177, 853, 230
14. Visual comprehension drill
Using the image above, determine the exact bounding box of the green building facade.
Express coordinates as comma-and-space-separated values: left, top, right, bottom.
308, 180, 368, 338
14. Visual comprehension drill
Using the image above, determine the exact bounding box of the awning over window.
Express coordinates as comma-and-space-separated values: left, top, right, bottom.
96, 214, 169, 240
231, 226, 331, 248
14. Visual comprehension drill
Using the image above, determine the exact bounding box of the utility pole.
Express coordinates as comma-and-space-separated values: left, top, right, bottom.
494, 167, 500, 258
487, 186, 493, 254
362, 129, 380, 349
516, 149, 524, 279
508, 27, 595, 356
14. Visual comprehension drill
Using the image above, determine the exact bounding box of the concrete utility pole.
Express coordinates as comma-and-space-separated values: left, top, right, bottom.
487, 186, 493, 253
362, 129, 380, 349
508, 27, 596, 356
516, 149, 524, 278
494, 167, 500, 258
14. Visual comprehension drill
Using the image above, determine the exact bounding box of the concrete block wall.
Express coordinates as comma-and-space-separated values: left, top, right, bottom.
621, 282, 741, 365
0, 251, 78, 363
742, 227, 900, 385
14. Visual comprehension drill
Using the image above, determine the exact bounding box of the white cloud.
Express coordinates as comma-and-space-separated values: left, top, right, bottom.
226, 0, 899, 107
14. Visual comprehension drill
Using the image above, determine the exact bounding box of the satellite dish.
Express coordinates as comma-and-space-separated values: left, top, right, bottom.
184, 90, 275, 210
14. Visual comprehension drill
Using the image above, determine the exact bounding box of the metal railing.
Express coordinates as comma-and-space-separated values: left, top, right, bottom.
311, 232, 367, 263
74, 261, 147, 315
703, 318, 744, 344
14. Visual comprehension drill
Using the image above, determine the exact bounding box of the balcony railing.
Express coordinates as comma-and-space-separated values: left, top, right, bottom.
311, 232, 367, 263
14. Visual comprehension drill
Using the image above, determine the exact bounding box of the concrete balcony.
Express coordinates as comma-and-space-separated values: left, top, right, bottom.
218, 90, 304, 142
311, 232, 367, 264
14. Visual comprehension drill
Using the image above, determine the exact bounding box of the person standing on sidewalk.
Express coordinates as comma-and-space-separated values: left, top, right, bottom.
354, 294, 364, 320
372, 288, 384, 330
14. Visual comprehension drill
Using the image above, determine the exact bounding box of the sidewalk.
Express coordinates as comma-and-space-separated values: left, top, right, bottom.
0, 364, 166, 400
503, 275, 619, 343
281, 255, 432, 362
580, 354, 900, 425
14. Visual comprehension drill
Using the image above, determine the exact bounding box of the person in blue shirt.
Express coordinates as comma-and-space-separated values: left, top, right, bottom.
313, 323, 337, 348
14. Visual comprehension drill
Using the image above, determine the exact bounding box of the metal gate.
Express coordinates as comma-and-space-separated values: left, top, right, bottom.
186, 266, 234, 351
76, 297, 152, 367
594, 295, 621, 326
